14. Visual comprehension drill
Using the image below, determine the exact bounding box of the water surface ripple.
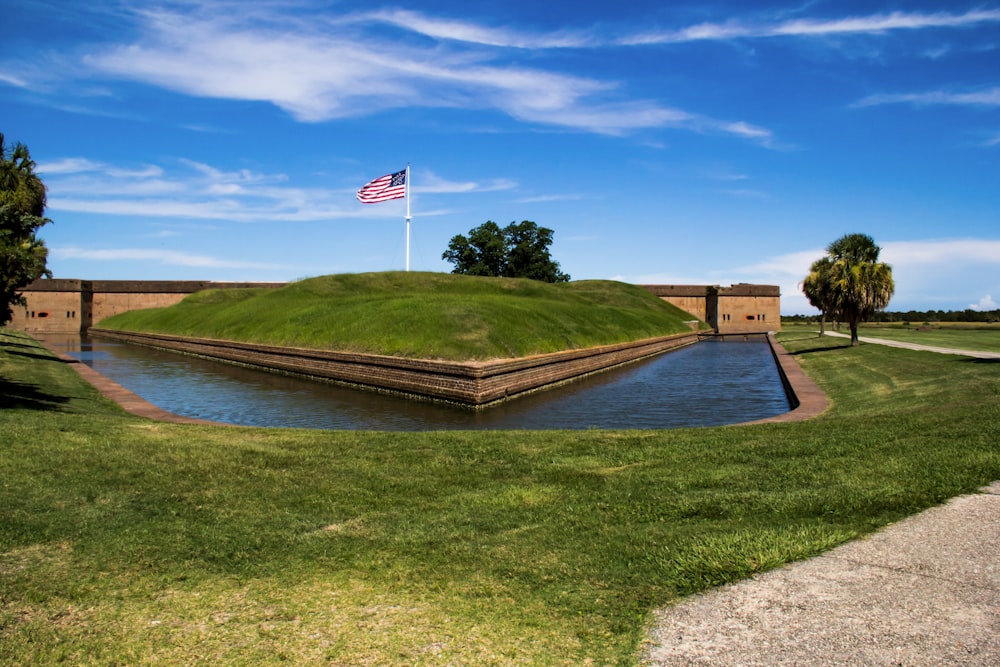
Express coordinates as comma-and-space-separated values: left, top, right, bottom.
50, 335, 790, 430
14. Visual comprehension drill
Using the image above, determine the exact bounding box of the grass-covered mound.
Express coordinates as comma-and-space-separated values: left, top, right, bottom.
97, 272, 702, 360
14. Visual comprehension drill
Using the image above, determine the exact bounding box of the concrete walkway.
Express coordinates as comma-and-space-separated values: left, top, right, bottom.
820, 330, 1000, 359
644, 483, 1000, 666
645, 333, 999, 665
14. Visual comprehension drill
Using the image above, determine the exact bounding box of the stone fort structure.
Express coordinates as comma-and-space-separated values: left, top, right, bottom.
9, 279, 285, 335
10, 278, 780, 336
640, 283, 781, 335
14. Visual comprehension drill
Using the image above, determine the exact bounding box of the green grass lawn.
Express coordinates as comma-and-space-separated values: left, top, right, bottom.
858, 323, 1000, 352
781, 321, 1000, 353
2, 327, 999, 665
97, 272, 701, 360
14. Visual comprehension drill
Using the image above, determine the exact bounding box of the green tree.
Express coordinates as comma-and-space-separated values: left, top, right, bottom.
801, 256, 835, 334
1, 133, 51, 326
804, 233, 894, 347
441, 220, 507, 277
442, 220, 569, 283
504, 220, 570, 283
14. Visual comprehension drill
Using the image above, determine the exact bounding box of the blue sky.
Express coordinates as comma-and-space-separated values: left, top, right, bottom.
3, 0, 998, 314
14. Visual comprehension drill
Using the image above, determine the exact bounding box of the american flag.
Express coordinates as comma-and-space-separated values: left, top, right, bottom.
356, 169, 406, 204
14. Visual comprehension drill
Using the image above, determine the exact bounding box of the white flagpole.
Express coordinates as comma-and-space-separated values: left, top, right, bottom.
405, 164, 411, 272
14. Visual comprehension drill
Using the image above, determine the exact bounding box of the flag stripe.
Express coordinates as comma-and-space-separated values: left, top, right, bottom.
357, 169, 406, 203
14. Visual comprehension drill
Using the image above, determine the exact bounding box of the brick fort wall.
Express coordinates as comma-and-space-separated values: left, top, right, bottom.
10, 278, 781, 335
640, 283, 780, 334
9, 279, 285, 334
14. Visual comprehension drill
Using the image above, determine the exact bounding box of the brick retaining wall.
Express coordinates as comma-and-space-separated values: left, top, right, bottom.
87, 328, 699, 406
746, 332, 829, 423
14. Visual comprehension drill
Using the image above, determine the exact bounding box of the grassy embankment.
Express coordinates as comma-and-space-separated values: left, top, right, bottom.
97, 272, 702, 360
2, 289, 999, 664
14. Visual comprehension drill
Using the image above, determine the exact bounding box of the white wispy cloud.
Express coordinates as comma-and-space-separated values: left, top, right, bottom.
720, 121, 773, 140
41, 4, 771, 141
178, 159, 287, 185
923, 44, 952, 60
881, 239, 1000, 265
619, 239, 1000, 314
516, 193, 586, 204
18, 5, 995, 141
623, 8, 1000, 45
416, 171, 517, 194
704, 169, 750, 182
84, 13, 580, 125
43, 157, 359, 222
40, 157, 165, 180
0, 70, 28, 87
359, 9, 594, 48
37, 157, 106, 174
52, 246, 290, 270
770, 9, 1000, 36
41, 156, 517, 222
715, 188, 770, 199
724, 239, 1000, 284
856, 86, 1000, 108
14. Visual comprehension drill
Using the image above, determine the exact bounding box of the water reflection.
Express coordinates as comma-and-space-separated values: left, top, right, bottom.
44, 335, 790, 430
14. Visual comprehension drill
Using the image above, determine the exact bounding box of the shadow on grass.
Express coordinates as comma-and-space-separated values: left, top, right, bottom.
789, 343, 852, 355
3, 343, 61, 363
0, 376, 72, 411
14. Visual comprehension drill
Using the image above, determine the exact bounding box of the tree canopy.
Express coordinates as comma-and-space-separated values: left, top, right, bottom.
802, 233, 894, 346
1, 132, 51, 326
442, 220, 570, 283
801, 256, 835, 334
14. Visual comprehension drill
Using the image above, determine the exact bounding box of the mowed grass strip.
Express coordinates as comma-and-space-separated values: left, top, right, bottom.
96, 272, 701, 360
857, 324, 1000, 352
1, 328, 999, 665
782, 321, 1000, 353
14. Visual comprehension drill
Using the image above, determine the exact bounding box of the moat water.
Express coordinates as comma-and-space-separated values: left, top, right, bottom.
45, 335, 790, 430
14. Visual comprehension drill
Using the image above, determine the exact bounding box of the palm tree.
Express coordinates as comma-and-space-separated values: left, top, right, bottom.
826, 233, 895, 346
0, 133, 47, 216
801, 256, 835, 334
1, 133, 51, 326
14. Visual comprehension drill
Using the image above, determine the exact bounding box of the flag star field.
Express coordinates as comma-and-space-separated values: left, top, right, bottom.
3, 0, 999, 314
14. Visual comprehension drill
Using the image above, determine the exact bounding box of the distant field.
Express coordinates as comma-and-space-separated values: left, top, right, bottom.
781, 321, 1000, 353
97, 272, 702, 360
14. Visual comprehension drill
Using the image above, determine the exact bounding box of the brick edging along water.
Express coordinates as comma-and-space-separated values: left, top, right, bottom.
87, 328, 702, 407
744, 332, 829, 424
35, 337, 219, 425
